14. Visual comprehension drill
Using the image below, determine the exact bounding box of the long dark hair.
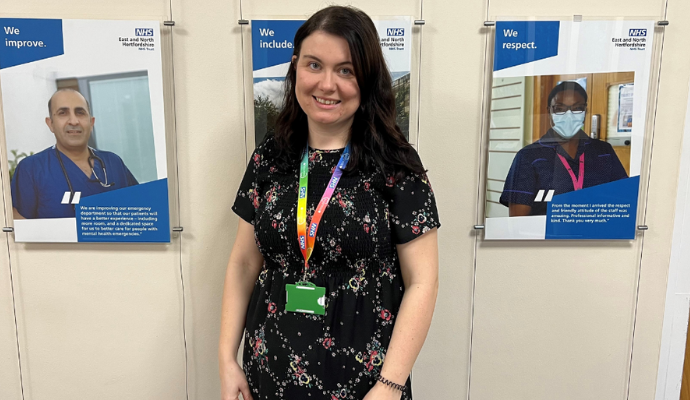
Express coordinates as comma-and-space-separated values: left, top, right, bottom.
271, 6, 425, 180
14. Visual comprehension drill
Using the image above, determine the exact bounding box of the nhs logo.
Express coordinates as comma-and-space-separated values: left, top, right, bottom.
299, 236, 306, 249
387, 28, 404, 37
299, 187, 307, 199
135, 28, 154, 37
309, 223, 317, 237
629, 29, 647, 37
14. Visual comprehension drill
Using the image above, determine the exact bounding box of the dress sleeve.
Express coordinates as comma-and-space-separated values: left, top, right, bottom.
232, 145, 265, 225
499, 151, 536, 207
386, 157, 441, 244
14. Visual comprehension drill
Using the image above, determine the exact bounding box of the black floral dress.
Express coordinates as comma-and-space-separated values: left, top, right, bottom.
232, 137, 440, 400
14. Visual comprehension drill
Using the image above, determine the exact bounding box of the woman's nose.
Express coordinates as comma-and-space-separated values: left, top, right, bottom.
318, 71, 336, 92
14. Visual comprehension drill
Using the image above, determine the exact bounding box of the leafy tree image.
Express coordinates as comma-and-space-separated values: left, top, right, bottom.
254, 95, 280, 145
392, 74, 411, 139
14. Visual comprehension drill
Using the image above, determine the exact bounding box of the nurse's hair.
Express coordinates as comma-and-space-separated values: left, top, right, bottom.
272, 5, 425, 180
547, 81, 588, 107
48, 89, 92, 117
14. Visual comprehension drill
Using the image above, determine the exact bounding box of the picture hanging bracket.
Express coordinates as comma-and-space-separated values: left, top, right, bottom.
164, 21, 175, 26
657, 20, 669, 26
2, 227, 13, 233
573, 15, 583, 22
238, 20, 249, 25
172, 227, 184, 232
484, 21, 496, 27
473, 225, 485, 230
414, 20, 425, 25
637, 225, 649, 231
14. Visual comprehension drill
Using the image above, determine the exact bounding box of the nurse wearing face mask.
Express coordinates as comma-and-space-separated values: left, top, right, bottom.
499, 81, 628, 217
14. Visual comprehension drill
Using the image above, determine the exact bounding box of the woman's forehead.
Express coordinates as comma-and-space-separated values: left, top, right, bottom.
300, 31, 352, 62
552, 90, 585, 104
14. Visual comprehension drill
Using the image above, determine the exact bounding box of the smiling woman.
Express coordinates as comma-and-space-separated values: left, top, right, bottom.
292, 31, 361, 140
220, 5, 441, 400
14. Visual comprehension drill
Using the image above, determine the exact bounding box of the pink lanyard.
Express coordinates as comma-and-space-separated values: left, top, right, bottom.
557, 153, 585, 191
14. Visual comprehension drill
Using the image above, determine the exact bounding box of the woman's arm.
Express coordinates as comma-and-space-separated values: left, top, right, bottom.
364, 228, 439, 399
219, 219, 265, 400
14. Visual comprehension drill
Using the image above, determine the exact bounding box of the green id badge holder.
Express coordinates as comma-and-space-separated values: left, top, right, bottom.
285, 282, 326, 315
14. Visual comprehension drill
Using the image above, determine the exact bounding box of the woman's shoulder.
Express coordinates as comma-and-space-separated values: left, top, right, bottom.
254, 135, 278, 155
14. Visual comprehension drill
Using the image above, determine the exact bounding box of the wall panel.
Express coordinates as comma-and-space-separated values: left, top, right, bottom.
0, 0, 686, 399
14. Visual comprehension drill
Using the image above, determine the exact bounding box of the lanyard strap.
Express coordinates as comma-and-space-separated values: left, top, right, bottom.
557, 152, 585, 191
297, 144, 350, 279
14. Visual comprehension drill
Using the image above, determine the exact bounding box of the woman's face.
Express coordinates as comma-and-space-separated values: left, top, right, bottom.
293, 31, 361, 133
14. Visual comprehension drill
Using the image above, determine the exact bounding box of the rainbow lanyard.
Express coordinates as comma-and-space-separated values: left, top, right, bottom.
297, 144, 350, 280
557, 152, 585, 191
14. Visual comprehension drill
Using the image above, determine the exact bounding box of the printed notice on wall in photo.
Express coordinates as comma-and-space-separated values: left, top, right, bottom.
483, 20, 655, 240
250, 18, 412, 147
0, 18, 170, 243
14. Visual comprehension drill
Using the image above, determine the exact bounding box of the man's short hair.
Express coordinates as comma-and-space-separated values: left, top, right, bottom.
547, 81, 588, 106
47, 89, 92, 117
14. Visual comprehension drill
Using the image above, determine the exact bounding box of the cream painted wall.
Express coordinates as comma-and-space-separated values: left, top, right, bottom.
0, 1, 687, 400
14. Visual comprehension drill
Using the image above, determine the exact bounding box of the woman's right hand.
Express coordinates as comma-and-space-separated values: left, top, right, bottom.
220, 360, 253, 400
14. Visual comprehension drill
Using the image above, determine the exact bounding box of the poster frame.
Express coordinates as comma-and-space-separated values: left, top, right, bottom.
475, 16, 665, 241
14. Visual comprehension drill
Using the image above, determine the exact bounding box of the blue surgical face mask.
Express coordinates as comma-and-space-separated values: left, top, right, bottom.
551, 110, 585, 139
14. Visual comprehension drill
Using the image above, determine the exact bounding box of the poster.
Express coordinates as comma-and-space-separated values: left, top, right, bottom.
484, 20, 655, 240
617, 83, 634, 132
251, 17, 412, 146
0, 19, 170, 243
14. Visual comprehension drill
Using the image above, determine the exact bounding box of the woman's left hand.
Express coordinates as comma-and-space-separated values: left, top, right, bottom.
362, 382, 403, 400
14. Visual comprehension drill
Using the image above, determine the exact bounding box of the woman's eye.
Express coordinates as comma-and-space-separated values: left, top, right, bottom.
308, 62, 320, 70
340, 68, 352, 75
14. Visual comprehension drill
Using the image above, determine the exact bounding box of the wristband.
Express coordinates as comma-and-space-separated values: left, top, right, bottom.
376, 375, 405, 392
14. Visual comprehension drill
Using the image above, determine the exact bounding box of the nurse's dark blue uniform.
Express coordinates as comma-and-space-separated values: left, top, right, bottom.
500, 129, 628, 216
11, 146, 139, 219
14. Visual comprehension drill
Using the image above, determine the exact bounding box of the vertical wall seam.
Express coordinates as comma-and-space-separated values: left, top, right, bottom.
625, 2, 669, 399
240, 0, 249, 163
467, 1, 492, 399
414, 0, 424, 150
167, 0, 190, 398
3, 227, 24, 400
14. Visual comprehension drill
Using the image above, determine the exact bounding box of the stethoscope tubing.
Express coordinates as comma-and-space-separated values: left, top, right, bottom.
55, 147, 114, 202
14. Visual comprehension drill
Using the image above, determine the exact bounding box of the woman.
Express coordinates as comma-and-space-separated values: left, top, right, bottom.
219, 6, 440, 400
500, 81, 629, 216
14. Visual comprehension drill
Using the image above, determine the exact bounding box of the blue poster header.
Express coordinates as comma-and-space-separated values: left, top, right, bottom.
494, 21, 560, 71
0, 18, 64, 69
252, 20, 304, 72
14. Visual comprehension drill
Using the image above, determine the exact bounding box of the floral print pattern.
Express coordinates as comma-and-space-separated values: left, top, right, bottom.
232, 138, 440, 399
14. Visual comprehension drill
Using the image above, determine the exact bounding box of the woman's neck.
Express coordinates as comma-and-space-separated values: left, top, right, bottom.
307, 122, 351, 150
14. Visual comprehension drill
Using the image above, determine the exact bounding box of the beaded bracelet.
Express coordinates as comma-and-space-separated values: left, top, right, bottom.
376, 375, 406, 392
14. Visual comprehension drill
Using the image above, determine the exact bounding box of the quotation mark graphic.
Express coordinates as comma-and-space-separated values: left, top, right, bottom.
534, 189, 555, 203
61, 191, 81, 205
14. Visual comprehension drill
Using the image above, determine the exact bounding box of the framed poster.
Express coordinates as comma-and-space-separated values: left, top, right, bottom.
251, 17, 412, 146
0, 18, 170, 242
483, 20, 655, 240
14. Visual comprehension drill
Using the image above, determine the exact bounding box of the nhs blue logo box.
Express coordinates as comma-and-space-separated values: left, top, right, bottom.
387, 28, 404, 36
629, 29, 647, 36
135, 28, 154, 36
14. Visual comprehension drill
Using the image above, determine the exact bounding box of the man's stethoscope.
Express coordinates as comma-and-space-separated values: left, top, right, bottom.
55, 147, 114, 202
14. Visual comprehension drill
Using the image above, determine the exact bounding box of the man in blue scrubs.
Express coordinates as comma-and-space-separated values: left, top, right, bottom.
500, 82, 628, 216
11, 89, 138, 219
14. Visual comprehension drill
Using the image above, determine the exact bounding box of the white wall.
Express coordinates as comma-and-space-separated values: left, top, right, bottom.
0, 0, 688, 400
